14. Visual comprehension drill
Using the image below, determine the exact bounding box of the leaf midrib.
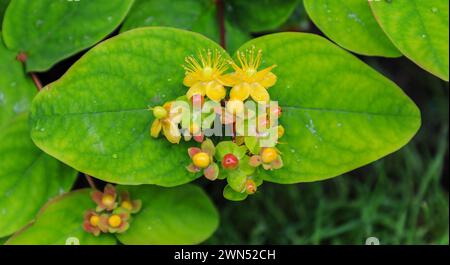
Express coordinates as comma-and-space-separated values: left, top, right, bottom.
33, 105, 418, 119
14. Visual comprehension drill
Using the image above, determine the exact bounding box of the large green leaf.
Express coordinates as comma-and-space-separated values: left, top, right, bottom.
2, 0, 134, 72
237, 33, 421, 184
0, 0, 10, 27
121, 0, 214, 33
30, 27, 228, 186
303, 0, 401, 57
0, 32, 34, 129
370, 0, 449, 81
120, 0, 250, 53
116, 184, 219, 244
226, 0, 299, 32
0, 114, 77, 237
5, 189, 116, 245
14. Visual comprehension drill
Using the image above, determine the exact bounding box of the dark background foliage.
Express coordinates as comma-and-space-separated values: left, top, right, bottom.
25, 2, 449, 245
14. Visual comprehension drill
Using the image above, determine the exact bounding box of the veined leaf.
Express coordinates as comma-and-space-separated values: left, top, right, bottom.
5, 189, 116, 245
116, 184, 219, 245
30, 27, 229, 186
0, 32, 34, 129
237, 33, 421, 184
0, 114, 77, 237
370, 0, 449, 81
304, 0, 401, 57
120, 0, 250, 53
226, 0, 299, 32
2, 0, 134, 72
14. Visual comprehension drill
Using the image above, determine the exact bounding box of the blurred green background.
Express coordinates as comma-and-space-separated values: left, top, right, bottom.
201, 4, 449, 245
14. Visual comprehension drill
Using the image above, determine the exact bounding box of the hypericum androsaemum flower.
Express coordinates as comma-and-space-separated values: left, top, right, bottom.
225, 48, 277, 103
186, 139, 219, 180
150, 102, 182, 144
83, 210, 107, 236
249, 147, 283, 170
91, 184, 117, 212
183, 49, 230, 102
99, 210, 130, 234
119, 191, 142, 214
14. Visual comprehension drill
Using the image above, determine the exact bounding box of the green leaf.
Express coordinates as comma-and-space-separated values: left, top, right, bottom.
226, 0, 299, 32
0, 33, 35, 129
370, 0, 449, 81
0, 114, 77, 237
303, 0, 401, 57
2, 0, 134, 72
121, 0, 214, 34
5, 189, 116, 245
223, 184, 247, 201
120, 0, 249, 53
29, 28, 229, 187
237, 33, 421, 184
0, 0, 10, 28
116, 184, 219, 245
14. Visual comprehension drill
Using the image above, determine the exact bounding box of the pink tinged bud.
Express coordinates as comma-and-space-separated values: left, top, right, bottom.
204, 163, 219, 181
193, 134, 204, 143
188, 147, 202, 158
186, 163, 201, 173
249, 155, 262, 167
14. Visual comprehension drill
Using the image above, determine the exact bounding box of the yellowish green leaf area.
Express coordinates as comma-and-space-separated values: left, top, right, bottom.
237, 33, 421, 184
116, 185, 219, 244
121, 0, 250, 53
6, 185, 218, 245
304, 0, 401, 57
2, 0, 134, 72
227, 0, 299, 32
0, 36, 77, 238
5, 190, 116, 245
370, 0, 449, 81
30, 28, 229, 186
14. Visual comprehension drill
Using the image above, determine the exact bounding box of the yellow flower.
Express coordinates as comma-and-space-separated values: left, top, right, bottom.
183, 49, 230, 102
150, 102, 182, 144
225, 48, 277, 103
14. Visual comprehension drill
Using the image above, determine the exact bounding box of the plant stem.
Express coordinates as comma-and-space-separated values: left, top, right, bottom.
30, 73, 43, 91
85, 174, 98, 190
215, 0, 226, 49
16, 52, 43, 91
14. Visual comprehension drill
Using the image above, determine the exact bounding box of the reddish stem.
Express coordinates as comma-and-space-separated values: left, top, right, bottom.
16, 52, 43, 91
85, 174, 97, 190
30, 73, 43, 91
215, 0, 226, 49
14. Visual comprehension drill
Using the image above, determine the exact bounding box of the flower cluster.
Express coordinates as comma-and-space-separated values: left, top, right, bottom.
83, 184, 141, 236
149, 47, 285, 200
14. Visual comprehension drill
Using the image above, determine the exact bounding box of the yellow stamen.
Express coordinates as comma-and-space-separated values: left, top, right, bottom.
108, 215, 122, 228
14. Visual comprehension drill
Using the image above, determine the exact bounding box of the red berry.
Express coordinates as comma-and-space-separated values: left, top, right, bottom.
222, 153, 239, 169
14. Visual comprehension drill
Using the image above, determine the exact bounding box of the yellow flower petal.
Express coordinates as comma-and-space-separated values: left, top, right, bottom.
205, 81, 226, 102
186, 83, 206, 99
218, 73, 240, 87
250, 83, 270, 102
162, 121, 181, 144
230, 82, 251, 101
259, 71, 277, 88
183, 73, 197, 87
150, 119, 162, 138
